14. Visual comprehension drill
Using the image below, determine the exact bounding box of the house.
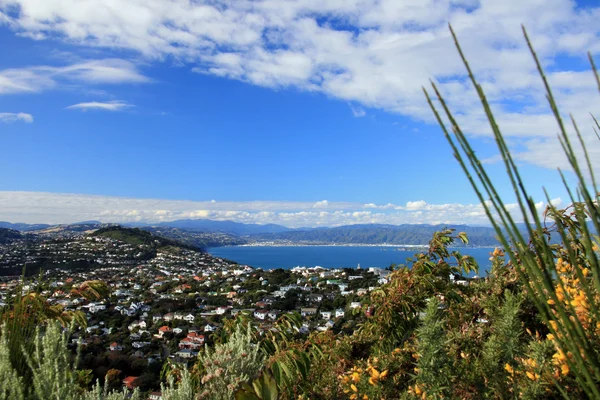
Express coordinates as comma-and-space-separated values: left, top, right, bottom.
152, 314, 163, 323
308, 294, 323, 303
335, 309, 345, 318
350, 302, 362, 309
301, 307, 317, 317
87, 303, 106, 313
184, 314, 195, 322
254, 310, 268, 320
164, 313, 174, 322
187, 332, 205, 344
148, 392, 162, 400
109, 342, 123, 351
204, 324, 217, 332
175, 349, 197, 359
172, 327, 184, 334
320, 311, 332, 320
157, 326, 171, 337
267, 311, 279, 320
178, 338, 202, 350
123, 376, 138, 390
357, 289, 368, 296
215, 306, 228, 315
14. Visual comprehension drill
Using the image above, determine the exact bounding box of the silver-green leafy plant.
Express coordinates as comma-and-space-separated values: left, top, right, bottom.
196, 324, 263, 400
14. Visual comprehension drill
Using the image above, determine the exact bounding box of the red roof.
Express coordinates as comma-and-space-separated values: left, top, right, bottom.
123, 376, 138, 389
159, 326, 171, 332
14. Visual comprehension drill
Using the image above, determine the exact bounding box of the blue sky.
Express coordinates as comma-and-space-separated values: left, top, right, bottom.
0, 0, 598, 227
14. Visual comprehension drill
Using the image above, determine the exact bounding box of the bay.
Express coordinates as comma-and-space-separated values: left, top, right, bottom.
207, 245, 496, 274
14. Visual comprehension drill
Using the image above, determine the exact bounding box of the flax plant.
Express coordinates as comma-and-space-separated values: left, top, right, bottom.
424, 25, 600, 397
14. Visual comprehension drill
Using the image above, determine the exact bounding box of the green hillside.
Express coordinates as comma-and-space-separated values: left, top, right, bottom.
92, 226, 202, 252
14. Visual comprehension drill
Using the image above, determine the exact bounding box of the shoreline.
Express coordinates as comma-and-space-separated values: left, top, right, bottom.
211, 243, 496, 249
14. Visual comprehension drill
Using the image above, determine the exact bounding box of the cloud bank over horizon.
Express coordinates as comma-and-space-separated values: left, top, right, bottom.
0, 191, 560, 228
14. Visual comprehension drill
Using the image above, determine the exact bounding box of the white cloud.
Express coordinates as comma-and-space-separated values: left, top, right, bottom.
66, 100, 132, 111
349, 103, 366, 118
312, 200, 329, 208
0, 1, 599, 172
0, 112, 33, 123
0, 59, 149, 95
0, 191, 560, 227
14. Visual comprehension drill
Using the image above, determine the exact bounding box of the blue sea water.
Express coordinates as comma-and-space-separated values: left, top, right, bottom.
207, 245, 495, 274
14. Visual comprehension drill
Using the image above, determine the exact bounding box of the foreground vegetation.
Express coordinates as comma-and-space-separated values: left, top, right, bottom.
1, 26, 600, 399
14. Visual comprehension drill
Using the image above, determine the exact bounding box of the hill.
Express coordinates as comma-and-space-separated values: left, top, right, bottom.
0, 228, 23, 244
141, 227, 247, 249
0, 221, 51, 231
92, 226, 203, 252
249, 224, 501, 246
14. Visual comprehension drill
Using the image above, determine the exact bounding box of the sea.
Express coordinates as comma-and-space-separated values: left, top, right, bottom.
207, 245, 496, 275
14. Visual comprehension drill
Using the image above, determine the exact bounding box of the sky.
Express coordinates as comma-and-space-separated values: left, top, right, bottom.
0, 0, 599, 227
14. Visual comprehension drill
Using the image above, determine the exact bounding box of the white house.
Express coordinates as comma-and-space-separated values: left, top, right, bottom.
215, 307, 228, 315
184, 314, 195, 322
175, 349, 197, 359
320, 311, 332, 320
254, 310, 268, 320
335, 309, 345, 318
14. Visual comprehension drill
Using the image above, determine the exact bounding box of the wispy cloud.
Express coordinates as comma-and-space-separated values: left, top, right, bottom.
0, 112, 33, 123
0, 59, 149, 95
349, 104, 366, 118
66, 100, 132, 112
0, 191, 560, 227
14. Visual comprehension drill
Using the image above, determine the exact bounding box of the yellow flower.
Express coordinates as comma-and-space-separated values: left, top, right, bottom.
414, 385, 422, 395
362, 395, 369, 400
370, 369, 380, 379
526, 371, 536, 381
504, 363, 514, 374
350, 394, 357, 400
352, 372, 360, 383
380, 370, 388, 379
369, 377, 377, 386
547, 299, 555, 305
351, 384, 358, 392
561, 363, 569, 375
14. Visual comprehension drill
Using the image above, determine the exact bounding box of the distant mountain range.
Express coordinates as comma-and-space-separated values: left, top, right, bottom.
0, 221, 52, 231
247, 223, 502, 246
0, 219, 506, 247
